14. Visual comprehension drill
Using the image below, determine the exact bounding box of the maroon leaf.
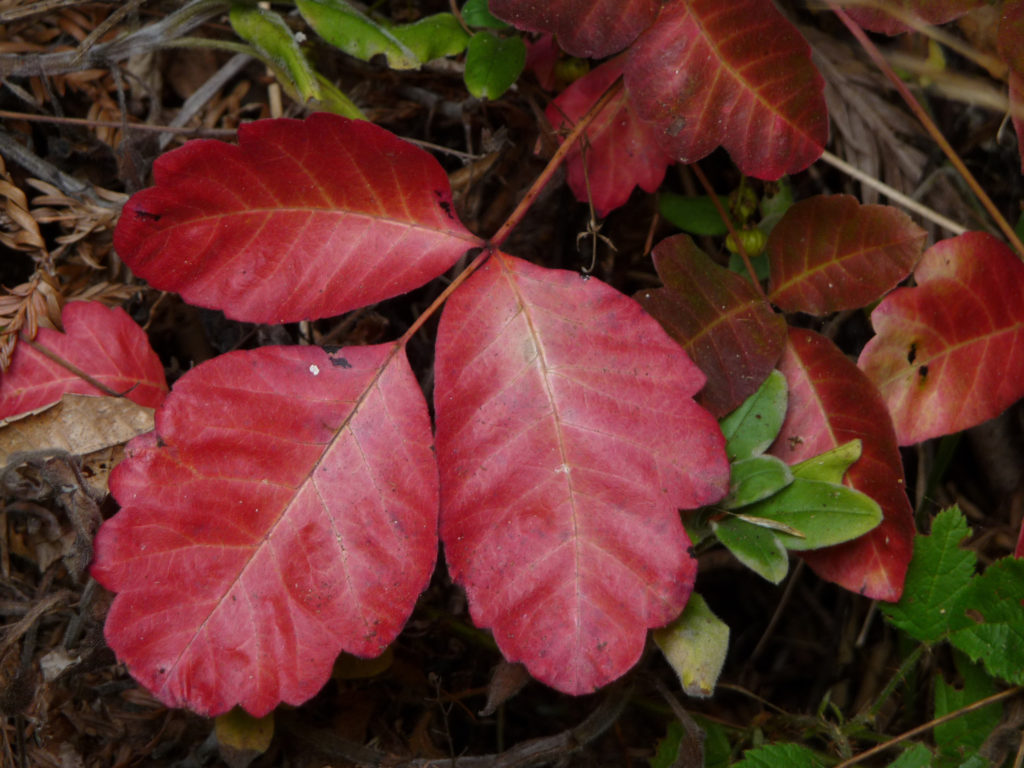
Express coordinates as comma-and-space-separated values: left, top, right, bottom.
490, 0, 658, 59
767, 195, 926, 314
435, 252, 729, 695
844, 0, 985, 36
0, 301, 167, 420
771, 329, 913, 602
114, 113, 482, 325
91, 344, 438, 716
636, 235, 786, 418
858, 232, 1024, 445
624, 0, 828, 179
998, 0, 1024, 172
545, 57, 674, 216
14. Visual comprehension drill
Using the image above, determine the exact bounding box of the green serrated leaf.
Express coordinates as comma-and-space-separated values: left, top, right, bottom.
712, 515, 789, 584
948, 556, 1024, 685
297, 0, 420, 69
881, 507, 975, 645
230, 5, 321, 102
464, 31, 525, 99
719, 370, 787, 461
462, 0, 511, 29
791, 440, 862, 483
886, 743, 935, 768
653, 594, 729, 698
391, 14, 470, 63
934, 653, 1002, 764
734, 742, 827, 768
659, 193, 731, 236
738, 477, 882, 551
723, 455, 794, 509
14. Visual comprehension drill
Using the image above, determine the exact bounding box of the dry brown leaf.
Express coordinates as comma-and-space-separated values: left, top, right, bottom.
0, 393, 154, 467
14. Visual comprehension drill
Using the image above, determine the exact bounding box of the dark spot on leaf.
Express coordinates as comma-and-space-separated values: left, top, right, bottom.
440, 200, 454, 219
965, 608, 984, 623
907, 342, 917, 364
330, 356, 352, 369
918, 365, 929, 382
134, 209, 160, 222
787, 436, 803, 449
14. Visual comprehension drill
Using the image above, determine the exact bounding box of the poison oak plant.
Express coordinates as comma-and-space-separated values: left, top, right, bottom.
2, 0, 1024, 728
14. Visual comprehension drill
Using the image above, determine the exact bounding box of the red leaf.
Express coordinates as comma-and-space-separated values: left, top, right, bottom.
435, 252, 729, 695
767, 195, 926, 314
0, 301, 167, 419
624, 0, 827, 179
91, 344, 438, 716
114, 114, 482, 325
771, 329, 913, 602
858, 232, 1024, 445
489, 0, 658, 59
545, 58, 674, 216
844, 0, 984, 35
636, 235, 786, 417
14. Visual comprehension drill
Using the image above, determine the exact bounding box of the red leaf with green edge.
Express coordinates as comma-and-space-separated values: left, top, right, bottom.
767, 195, 926, 314
545, 57, 674, 217
435, 252, 729, 696
489, 0, 657, 58
858, 232, 1024, 446
0, 301, 167, 419
623, 0, 827, 180
114, 113, 482, 325
844, 0, 985, 36
770, 328, 913, 602
91, 344, 438, 717
635, 235, 786, 418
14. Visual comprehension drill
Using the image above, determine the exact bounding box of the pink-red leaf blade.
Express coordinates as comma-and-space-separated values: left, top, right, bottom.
771, 329, 913, 602
114, 114, 482, 324
858, 232, 1024, 445
92, 344, 438, 717
0, 301, 167, 419
636, 235, 786, 417
545, 58, 674, 216
624, 0, 828, 179
489, 0, 658, 58
767, 195, 926, 314
435, 253, 729, 695
844, 0, 985, 35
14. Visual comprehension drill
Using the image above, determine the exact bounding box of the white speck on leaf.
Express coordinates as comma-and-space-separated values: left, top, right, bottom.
309, 364, 320, 375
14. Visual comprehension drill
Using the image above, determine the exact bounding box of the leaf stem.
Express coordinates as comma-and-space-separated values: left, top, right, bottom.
487, 79, 624, 250
24, 338, 124, 398
690, 163, 767, 299
825, 2, 1024, 259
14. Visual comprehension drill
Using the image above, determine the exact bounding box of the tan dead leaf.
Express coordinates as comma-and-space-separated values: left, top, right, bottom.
0, 393, 154, 469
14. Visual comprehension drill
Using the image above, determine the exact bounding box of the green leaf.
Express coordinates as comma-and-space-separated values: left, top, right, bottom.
948, 556, 1024, 685
758, 180, 795, 236
312, 73, 366, 119
653, 593, 729, 698
464, 31, 525, 99
461, 0, 511, 29
391, 14, 470, 63
230, 5, 321, 102
886, 743, 935, 768
719, 370, 788, 461
733, 743, 827, 768
712, 515, 789, 584
296, 0, 420, 69
790, 440, 862, 483
934, 653, 1002, 765
723, 455, 794, 509
881, 507, 976, 645
215, 707, 274, 768
738, 478, 883, 551
659, 193, 731, 236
